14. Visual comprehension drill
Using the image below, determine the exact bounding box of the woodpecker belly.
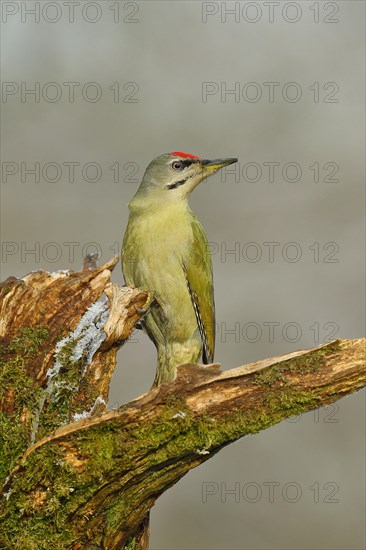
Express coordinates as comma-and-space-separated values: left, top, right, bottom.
122, 204, 204, 385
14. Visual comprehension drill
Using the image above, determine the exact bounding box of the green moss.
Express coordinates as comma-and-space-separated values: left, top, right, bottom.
255, 340, 341, 386
103, 390, 323, 538
0, 444, 77, 548
1, 340, 339, 548
0, 327, 49, 485
6, 327, 49, 360
1, 384, 322, 548
124, 537, 136, 550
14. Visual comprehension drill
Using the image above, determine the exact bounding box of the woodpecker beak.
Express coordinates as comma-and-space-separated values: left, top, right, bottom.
200, 158, 238, 173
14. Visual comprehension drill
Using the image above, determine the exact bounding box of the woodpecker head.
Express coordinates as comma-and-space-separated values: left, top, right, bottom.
130, 152, 238, 210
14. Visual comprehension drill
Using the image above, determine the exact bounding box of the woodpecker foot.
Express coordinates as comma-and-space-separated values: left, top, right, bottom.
135, 305, 149, 315
134, 295, 157, 317
134, 305, 150, 329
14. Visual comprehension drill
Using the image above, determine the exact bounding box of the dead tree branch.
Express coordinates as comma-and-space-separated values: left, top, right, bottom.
0, 259, 364, 549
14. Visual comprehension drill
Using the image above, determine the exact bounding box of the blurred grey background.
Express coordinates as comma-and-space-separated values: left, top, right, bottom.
1, 1, 365, 548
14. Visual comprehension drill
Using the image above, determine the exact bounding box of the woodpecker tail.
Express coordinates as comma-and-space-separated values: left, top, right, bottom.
152, 340, 202, 388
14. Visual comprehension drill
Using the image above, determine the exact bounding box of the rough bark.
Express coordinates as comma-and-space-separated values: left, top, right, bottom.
0, 259, 365, 550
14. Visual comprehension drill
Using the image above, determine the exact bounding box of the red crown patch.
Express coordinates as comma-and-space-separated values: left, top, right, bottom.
170, 151, 200, 159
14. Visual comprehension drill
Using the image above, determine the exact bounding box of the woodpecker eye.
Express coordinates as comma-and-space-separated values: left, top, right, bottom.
172, 161, 183, 171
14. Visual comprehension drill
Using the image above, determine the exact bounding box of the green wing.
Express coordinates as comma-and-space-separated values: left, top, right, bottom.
183, 214, 215, 363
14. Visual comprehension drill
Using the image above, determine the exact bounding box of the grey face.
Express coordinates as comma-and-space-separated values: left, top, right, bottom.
140, 153, 200, 193
131, 153, 238, 207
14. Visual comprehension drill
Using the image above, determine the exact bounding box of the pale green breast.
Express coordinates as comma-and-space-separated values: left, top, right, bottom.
122, 204, 198, 337
122, 203, 215, 357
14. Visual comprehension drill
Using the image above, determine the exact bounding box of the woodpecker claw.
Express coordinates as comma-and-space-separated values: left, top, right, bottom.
134, 296, 157, 318
134, 307, 148, 330
135, 305, 149, 315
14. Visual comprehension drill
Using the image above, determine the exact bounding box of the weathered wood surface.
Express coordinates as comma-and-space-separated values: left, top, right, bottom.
0, 259, 365, 549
